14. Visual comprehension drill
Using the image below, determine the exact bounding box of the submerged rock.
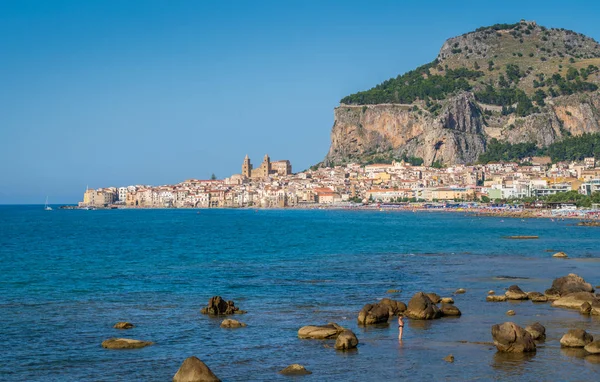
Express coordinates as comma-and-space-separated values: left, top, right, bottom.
173, 356, 221, 382
113, 322, 134, 329
455, 288, 466, 294
488, 290, 495, 295
279, 364, 312, 376
585, 341, 600, 354
334, 330, 359, 350
506, 310, 516, 316
560, 329, 594, 348
487, 295, 507, 302
405, 292, 442, 320
220, 319, 246, 328
200, 296, 246, 315
553, 252, 568, 258
443, 354, 454, 363
298, 323, 345, 339
505, 285, 528, 300
525, 322, 546, 341
491, 322, 536, 353
101, 338, 153, 349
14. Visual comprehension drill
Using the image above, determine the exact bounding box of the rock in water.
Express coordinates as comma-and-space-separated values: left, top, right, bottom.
551, 274, 594, 296
505, 285, 528, 300
173, 356, 221, 382
200, 296, 246, 315
298, 323, 345, 339
405, 292, 442, 320
379, 298, 407, 316
487, 295, 507, 302
443, 354, 454, 363
560, 329, 594, 347
113, 322, 134, 329
425, 293, 441, 304
334, 330, 359, 350
488, 290, 495, 295
440, 303, 462, 317
220, 319, 246, 328
580, 302, 592, 315
101, 338, 153, 349
584, 340, 600, 354
491, 322, 536, 353
455, 288, 466, 294
357, 303, 389, 325
440, 297, 454, 304
527, 292, 548, 302
553, 252, 568, 258
525, 322, 546, 341
506, 310, 516, 316
551, 292, 600, 309
279, 364, 312, 376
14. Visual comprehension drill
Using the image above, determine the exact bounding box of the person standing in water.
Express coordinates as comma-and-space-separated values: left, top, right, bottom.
398, 315, 404, 340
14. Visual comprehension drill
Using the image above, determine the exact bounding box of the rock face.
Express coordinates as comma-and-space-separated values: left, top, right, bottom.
279, 364, 312, 376
114, 322, 134, 329
505, 285, 528, 300
551, 292, 600, 309
405, 292, 442, 320
334, 330, 359, 350
101, 338, 153, 350
200, 296, 246, 315
322, 22, 600, 167
491, 322, 536, 353
298, 323, 345, 339
220, 319, 246, 328
560, 329, 594, 347
551, 274, 594, 296
525, 322, 546, 341
173, 356, 221, 382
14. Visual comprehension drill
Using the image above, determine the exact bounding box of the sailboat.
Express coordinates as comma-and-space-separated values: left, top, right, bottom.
44, 197, 53, 211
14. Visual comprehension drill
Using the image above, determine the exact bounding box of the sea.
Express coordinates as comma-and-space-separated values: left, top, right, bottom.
1, 205, 599, 381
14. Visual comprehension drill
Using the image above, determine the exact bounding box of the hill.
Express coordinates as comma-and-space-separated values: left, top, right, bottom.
323, 20, 600, 166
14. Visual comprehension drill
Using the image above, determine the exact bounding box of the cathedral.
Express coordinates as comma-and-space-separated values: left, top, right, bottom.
242, 154, 292, 179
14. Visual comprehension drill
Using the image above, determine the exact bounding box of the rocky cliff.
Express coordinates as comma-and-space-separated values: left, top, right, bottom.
323, 21, 600, 166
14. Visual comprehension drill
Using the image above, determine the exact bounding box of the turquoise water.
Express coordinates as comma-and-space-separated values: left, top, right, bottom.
1, 206, 600, 381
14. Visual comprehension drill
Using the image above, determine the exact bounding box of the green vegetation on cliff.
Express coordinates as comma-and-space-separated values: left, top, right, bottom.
478, 133, 600, 163
340, 63, 483, 105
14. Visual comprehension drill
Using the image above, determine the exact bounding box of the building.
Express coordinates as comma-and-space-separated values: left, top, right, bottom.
242, 154, 292, 179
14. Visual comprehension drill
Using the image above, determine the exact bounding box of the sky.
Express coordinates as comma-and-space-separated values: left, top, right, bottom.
2, 0, 600, 204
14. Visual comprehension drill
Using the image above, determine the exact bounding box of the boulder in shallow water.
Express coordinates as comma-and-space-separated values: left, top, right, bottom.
357, 303, 389, 325
173, 356, 221, 382
552, 252, 568, 258
334, 330, 359, 350
488, 290, 495, 295
486, 295, 507, 302
551, 274, 594, 296
527, 292, 548, 302
298, 323, 345, 339
525, 322, 546, 341
440, 303, 461, 317
506, 310, 516, 316
279, 364, 312, 376
440, 297, 454, 304
425, 293, 441, 304
101, 338, 153, 349
560, 329, 594, 348
584, 340, 600, 354
455, 288, 466, 294
443, 354, 454, 363
551, 292, 600, 309
379, 298, 407, 316
505, 285, 528, 300
220, 319, 246, 328
580, 302, 592, 315
113, 322, 134, 329
405, 292, 442, 320
491, 322, 536, 353
200, 296, 246, 315
544, 288, 561, 300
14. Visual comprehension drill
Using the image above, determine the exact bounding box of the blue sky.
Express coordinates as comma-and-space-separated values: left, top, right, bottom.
1, 0, 600, 203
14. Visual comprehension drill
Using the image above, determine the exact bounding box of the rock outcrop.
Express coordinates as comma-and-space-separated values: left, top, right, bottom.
298, 323, 345, 339
491, 322, 536, 353
550, 274, 594, 296
505, 285, 528, 300
551, 292, 600, 309
405, 292, 442, 320
560, 329, 594, 348
173, 356, 221, 382
200, 296, 246, 315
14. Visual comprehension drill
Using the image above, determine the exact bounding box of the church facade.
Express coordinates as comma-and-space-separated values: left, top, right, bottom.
242, 154, 292, 179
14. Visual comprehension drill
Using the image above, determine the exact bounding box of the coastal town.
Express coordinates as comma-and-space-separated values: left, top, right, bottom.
79, 154, 600, 212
